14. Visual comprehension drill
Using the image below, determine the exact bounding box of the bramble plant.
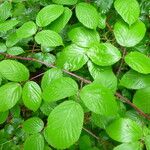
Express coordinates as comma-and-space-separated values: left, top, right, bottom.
0, 0, 150, 149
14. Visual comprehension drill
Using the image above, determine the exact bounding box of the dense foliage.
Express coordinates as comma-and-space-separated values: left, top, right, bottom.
0, 0, 150, 149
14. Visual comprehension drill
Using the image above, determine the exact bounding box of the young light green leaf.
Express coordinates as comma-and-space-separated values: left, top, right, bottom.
87, 43, 121, 66
16, 21, 37, 39
52, 0, 77, 5
120, 69, 150, 89
22, 81, 42, 111
0, 43, 7, 52
114, 0, 140, 25
35, 30, 63, 47
41, 68, 63, 90
44, 100, 84, 149
0, 111, 9, 124
145, 135, 150, 150
80, 82, 118, 115
7, 46, 24, 55
98, 13, 106, 29
42, 77, 78, 102
75, 2, 99, 29
36, 4, 64, 27
0, 83, 22, 112
106, 118, 143, 142
0, 60, 29, 82
125, 52, 150, 74
68, 26, 100, 47
114, 20, 146, 47
47, 7, 72, 33
23, 117, 44, 134
24, 133, 44, 150
56, 44, 88, 71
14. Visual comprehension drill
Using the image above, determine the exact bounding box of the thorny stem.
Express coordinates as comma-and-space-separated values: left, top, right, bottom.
0, 52, 150, 121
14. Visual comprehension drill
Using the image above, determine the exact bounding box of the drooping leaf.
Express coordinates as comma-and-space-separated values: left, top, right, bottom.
125, 52, 150, 74
52, 0, 77, 5
120, 69, 150, 89
80, 82, 118, 115
87, 43, 121, 66
7, 46, 24, 55
75, 2, 99, 29
0, 83, 22, 112
0, 60, 29, 82
56, 44, 88, 71
44, 100, 84, 149
68, 26, 100, 47
23, 117, 44, 134
24, 133, 44, 150
35, 30, 63, 47
0, 111, 9, 124
22, 81, 42, 111
114, 20, 146, 47
114, 0, 140, 25
42, 77, 78, 102
36, 4, 64, 27
106, 118, 143, 142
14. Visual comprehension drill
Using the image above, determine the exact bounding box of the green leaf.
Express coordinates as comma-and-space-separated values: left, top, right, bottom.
114, 142, 143, 150
44, 100, 84, 149
125, 52, 150, 74
68, 26, 100, 47
145, 135, 150, 150
88, 61, 117, 93
114, 20, 146, 47
75, 2, 99, 29
24, 133, 44, 150
80, 82, 118, 115
47, 7, 72, 32
7, 46, 24, 55
16, 21, 37, 39
0, 42, 7, 52
52, 0, 77, 5
36, 4, 64, 27
23, 117, 44, 134
35, 30, 63, 47
114, 0, 140, 25
42, 77, 78, 102
0, 82, 22, 112
106, 118, 143, 142
98, 13, 106, 29
120, 69, 150, 89
0, 111, 9, 124
87, 43, 121, 66
0, 60, 29, 82
22, 81, 42, 111
0, 20, 19, 32
41, 68, 63, 90
56, 44, 88, 71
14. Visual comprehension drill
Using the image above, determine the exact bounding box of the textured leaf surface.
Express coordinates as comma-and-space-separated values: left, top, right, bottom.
52, 0, 77, 5
106, 118, 143, 142
114, 20, 146, 47
43, 77, 78, 102
7, 47, 24, 56
0, 60, 29, 82
80, 82, 118, 115
44, 101, 84, 149
75, 2, 99, 29
125, 52, 150, 74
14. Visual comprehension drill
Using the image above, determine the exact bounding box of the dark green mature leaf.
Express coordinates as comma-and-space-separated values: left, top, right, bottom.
133, 87, 150, 113
75, 2, 99, 29
44, 100, 84, 149
114, 20, 146, 47
48, 7, 72, 32
56, 44, 88, 71
0, 83, 22, 112
106, 118, 143, 142
52, 0, 77, 5
80, 82, 118, 115
16, 21, 37, 39
42, 77, 78, 102
23, 117, 44, 134
0, 60, 29, 82
22, 81, 42, 111
35, 30, 63, 47
68, 26, 100, 47
36, 4, 64, 27
24, 133, 44, 150
125, 52, 150, 74
0, 111, 9, 124
114, 0, 140, 25
120, 70, 150, 89
87, 43, 121, 66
